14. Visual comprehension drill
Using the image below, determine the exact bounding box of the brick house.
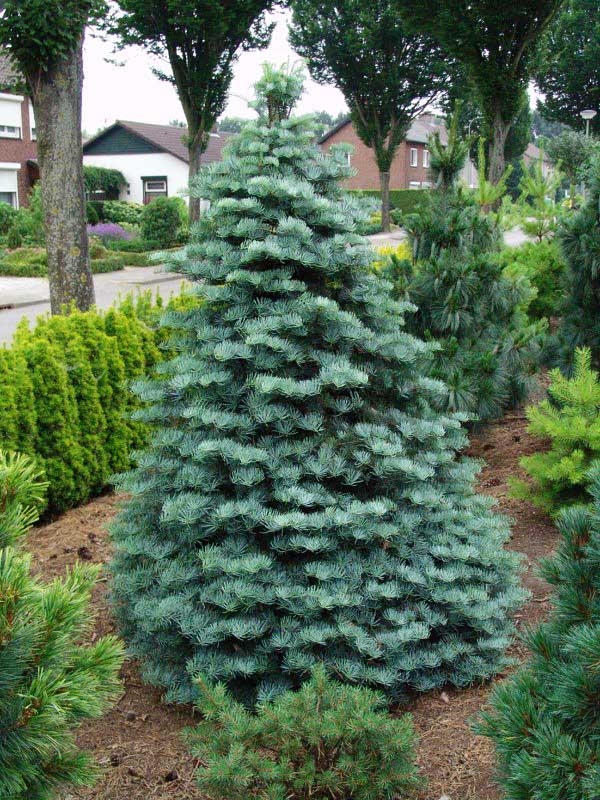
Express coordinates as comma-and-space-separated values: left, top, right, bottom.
319, 114, 475, 190
0, 56, 38, 208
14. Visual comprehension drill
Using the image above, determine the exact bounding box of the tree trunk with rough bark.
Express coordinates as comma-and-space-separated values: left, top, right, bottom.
487, 109, 511, 186
29, 33, 94, 314
187, 127, 207, 225
379, 170, 391, 232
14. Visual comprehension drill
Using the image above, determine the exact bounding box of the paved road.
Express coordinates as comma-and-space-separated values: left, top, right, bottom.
0, 265, 187, 344
0, 227, 532, 344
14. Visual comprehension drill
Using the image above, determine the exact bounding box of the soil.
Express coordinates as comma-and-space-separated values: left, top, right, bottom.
25, 408, 558, 800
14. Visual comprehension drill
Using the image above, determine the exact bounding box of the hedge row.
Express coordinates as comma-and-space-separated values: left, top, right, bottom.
0, 301, 161, 516
0, 246, 153, 277
348, 188, 427, 215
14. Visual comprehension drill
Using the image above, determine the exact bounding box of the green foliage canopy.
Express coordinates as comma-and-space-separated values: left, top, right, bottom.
536, 0, 600, 133
396, 0, 565, 181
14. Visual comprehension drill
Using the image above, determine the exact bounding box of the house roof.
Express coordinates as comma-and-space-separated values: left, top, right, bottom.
83, 120, 234, 164
319, 113, 447, 146
524, 142, 552, 164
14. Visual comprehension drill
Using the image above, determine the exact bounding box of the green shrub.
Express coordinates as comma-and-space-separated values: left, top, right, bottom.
86, 201, 100, 225
90, 255, 126, 273
140, 196, 182, 248
88, 236, 108, 259
0, 449, 124, 800
0, 300, 163, 516
0, 200, 16, 234
499, 240, 566, 320
0, 247, 47, 277
188, 666, 421, 800
554, 156, 600, 373
6, 225, 23, 250
103, 200, 144, 226
512, 348, 600, 514
478, 471, 600, 799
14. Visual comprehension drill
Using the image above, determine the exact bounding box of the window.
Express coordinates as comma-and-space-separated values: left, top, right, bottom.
0, 164, 20, 208
410, 148, 418, 167
409, 181, 421, 190
0, 191, 16, 207
0, 124, 21, 139
423, 149, 430, 168
142, 176, 168, 204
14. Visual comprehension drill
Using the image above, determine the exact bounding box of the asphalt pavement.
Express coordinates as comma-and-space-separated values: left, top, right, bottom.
0, 265, 187, 343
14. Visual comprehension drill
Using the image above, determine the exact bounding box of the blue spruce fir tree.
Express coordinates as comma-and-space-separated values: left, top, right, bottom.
110, 65, 525, 705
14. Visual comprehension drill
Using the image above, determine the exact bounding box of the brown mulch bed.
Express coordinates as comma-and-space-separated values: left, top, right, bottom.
25, 410, 558, 800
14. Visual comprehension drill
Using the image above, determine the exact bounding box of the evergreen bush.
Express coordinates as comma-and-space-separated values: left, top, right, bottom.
499, 240, 566, 321
103, 200, 144, 226
478, 468, 600, 799
0, 302, 162, 516
6, 224, 23, 250
110, 66, 525, 706
0, 450, 124, 799
140, 196, 182, 248
399, 123, 542, 423
511, 347, 600, 514
0, 199, 16, 234
555, 156, 600, 373
188, 665, 421, 800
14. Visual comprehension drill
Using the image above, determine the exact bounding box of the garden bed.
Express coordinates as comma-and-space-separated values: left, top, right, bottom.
25, 408, 557, 800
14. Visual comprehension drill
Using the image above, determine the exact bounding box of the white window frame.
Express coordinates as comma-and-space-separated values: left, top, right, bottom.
423, 149, 430, 168
410, 147, 418, 167
0, 124, 21, 139
0, 163, 21, 209
408, 181, 421, 190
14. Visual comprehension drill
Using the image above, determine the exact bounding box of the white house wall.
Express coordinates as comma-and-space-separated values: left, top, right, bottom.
82, 152, 190, 205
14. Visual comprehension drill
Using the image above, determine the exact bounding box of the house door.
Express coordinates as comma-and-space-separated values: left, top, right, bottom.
142, 176, 168, 204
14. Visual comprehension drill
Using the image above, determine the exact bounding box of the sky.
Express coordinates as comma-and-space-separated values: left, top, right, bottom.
81, 9, 348, 135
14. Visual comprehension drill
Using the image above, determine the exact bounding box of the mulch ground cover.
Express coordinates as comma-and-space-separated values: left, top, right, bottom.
26, 407, 557, 800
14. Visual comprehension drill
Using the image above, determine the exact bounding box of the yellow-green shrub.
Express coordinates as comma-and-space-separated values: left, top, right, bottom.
0, 300, 163, 516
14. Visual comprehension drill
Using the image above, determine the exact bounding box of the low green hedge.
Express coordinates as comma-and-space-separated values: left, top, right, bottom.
0, 247, 153, 277
0, 300, 162, 516
349, 189, 428, 216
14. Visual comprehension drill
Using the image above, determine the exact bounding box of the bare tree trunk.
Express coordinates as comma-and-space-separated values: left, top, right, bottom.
29, 33, 94, 314
188, 135, 203, 225
380, 170, 391, 233
487, 109, 511, 186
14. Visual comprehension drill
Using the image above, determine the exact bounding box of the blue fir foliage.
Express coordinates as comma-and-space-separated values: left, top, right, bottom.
110, 65, 525, 706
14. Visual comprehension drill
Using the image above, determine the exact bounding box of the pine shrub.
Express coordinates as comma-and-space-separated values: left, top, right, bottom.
0, 450, 124, 799
499, 240, 566, 321
400, 130, 542, 423
555, 155, 600, 373
511, 347, 600, 514
478, 468, 600, 799
188, 665, 421, 800
110, 66, 525, 706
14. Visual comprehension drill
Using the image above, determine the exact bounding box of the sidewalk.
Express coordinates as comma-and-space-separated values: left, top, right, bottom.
0, 265, 186, 344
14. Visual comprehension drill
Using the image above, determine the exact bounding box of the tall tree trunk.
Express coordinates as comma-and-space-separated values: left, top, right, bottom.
380, 170, 391, 233
187, 125, 208, 225
188, 136, 202, 225
29, 33, 94, 314
487, 108, 511, 186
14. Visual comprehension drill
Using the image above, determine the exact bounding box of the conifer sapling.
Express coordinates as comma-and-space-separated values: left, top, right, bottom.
110, 65, 525, 706
0, 450, 124, 800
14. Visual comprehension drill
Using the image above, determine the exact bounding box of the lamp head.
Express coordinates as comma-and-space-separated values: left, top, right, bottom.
580, 109, 597, 121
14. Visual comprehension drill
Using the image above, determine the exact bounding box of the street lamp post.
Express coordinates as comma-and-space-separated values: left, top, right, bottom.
580, 109, 597, 137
